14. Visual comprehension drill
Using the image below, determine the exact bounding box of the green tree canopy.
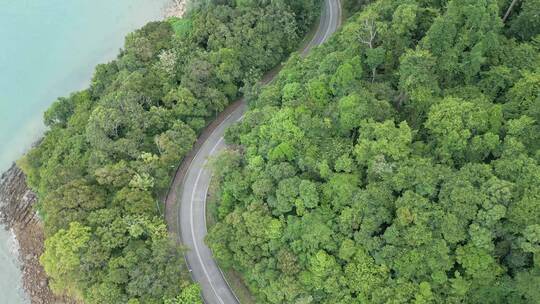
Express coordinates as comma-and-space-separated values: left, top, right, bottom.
207, 0, 540, 303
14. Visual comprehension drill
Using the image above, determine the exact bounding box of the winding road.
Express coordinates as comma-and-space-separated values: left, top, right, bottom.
165, 1, 342, 303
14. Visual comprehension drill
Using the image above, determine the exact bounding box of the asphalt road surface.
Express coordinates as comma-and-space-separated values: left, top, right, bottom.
173, 1, 342, 303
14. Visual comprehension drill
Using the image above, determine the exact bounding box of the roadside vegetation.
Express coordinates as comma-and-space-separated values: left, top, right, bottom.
207, 0, 540, 303
18, 1, 320, 303
207, 157, 257, 304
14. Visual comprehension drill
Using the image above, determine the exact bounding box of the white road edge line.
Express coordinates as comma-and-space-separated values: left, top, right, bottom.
182, 111, 235, 304
184, 112, 235, 185
191, 160, 225, 304
304, 0, 324, 53
322, 0, 334, 42
202, 136, 243, 304
202, 179, 242, 304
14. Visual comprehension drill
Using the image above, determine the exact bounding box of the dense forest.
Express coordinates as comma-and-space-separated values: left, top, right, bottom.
207, 0, 540, 303
18, 0, 319, 303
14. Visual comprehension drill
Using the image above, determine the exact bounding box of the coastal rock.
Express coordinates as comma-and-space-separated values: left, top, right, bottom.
0, 163, 38, 228
0, 164, 76, 304
165, 0, 188, 18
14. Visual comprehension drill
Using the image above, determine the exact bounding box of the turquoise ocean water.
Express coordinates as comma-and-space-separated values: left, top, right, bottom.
0, 1, 169, 302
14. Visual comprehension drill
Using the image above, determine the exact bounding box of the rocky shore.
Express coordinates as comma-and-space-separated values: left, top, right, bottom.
165, 0, 188, 17
0, 164, 75, 304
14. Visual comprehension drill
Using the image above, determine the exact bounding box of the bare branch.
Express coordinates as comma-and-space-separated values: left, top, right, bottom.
359, 19, 377, 49
503, 0, 520, 23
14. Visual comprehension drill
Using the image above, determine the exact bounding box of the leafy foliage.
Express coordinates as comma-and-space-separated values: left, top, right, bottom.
207, 0, 540, 303
21, 1, 319, 303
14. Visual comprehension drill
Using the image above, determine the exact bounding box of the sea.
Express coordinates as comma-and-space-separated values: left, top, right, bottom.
0, 0, 169, 302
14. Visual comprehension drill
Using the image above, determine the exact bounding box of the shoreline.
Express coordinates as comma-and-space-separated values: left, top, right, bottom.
0, 226, 29, 303
0, 164, 74, 304
0, 2, 188, 303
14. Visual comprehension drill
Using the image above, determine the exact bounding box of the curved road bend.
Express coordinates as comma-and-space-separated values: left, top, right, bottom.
165, 1, 342, 303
